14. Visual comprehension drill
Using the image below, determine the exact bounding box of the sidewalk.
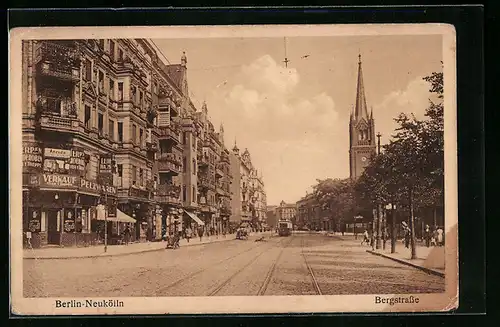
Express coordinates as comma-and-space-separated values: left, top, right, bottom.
366, 240, 445, 277
23, 232, 253, 260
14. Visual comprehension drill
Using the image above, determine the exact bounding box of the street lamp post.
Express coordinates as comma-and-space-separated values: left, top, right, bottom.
386, 203, 397, 254
104, 192, 108, 253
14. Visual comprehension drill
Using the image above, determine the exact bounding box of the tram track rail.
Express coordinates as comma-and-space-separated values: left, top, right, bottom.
207, 237, 291, 296
301, 236, 323, 295
156, 236, 281, 295
256, 235, 296, 296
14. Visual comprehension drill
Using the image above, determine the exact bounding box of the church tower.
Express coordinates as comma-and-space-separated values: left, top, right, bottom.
349, 54, 377, 180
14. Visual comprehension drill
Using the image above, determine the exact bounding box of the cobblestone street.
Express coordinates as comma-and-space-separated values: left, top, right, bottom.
24, 233, 445, 297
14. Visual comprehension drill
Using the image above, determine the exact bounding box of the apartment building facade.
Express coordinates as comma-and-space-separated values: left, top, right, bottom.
21, 38, 264, 247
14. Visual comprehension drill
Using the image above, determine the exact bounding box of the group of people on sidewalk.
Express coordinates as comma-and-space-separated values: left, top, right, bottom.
360, 224, 445, 248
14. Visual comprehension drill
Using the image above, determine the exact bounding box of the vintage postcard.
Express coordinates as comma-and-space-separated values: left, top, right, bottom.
9, 24, 458, 315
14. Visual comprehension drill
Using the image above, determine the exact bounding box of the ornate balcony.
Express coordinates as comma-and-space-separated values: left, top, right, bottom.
157, 153, 182, 175
156, 183, 181, 205
157, 125, 180, 143
35, 96, 80, 134
35, 41, 80, 82
197, 152, 209, 167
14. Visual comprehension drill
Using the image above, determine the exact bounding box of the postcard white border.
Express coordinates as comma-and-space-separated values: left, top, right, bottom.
10, 24, 458, 315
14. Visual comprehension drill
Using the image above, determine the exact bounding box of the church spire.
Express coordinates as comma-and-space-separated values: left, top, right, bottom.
354, 54, 369, 121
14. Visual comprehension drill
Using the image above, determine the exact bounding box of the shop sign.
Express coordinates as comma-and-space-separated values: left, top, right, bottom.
64, 209, 75, 232
41, 173, 79, 188
99, 155, 113, 174
23, 143, 43, 171
44, 148, 71, 159
67, 149, 86, 173
80, 178, 117, 195
28, 208, 41, 232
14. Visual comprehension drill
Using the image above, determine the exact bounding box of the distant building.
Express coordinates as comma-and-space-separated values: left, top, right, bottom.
266, 205, 278, 228
276, 200, 297, 225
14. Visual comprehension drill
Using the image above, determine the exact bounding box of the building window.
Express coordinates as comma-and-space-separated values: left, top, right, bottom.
118, 122, 123, 143
183, 132, 187, 144
139, 168, 143, 186
131, 165, 137, 185
192, 186, 196, 202
118, 82, 123, 101
109, 79, 115, 99
98, 71, 105, 93
99, 39, 104, 49
85, 59, 92, 81
192, 159, 196, 174
139, 128, 144, 147
109, 40, 115, 58
182, 185, 187, 201
132, 124, 137, 144
117, 164, 123, 187
108, 119, 114, 141
183, 157, 187, 173
84, 105, 91, 128
118, 48, 123, 62
139, 91, 143, 107
98, 113, 103, 134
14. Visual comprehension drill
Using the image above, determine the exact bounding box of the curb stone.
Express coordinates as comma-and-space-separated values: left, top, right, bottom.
366, 250, 445, 278
24, 236, 238, 260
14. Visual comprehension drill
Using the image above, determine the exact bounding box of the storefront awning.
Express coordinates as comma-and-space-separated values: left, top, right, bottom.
184, 210, 205, 226
97, 205, 136, 223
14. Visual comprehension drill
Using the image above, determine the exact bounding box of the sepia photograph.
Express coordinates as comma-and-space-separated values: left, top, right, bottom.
10, 24, 457, 315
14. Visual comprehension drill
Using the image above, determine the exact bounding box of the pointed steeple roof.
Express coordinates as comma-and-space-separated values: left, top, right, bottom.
232, 138, 239, 152
354, 54, 369, 121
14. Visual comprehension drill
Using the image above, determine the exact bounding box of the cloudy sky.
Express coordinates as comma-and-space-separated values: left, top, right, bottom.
154, 35, 442, 205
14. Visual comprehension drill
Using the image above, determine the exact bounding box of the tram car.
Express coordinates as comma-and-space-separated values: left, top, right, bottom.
278, 220, 293, 236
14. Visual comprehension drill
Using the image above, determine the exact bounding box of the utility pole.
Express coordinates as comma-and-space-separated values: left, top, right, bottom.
283, 37, 290, 68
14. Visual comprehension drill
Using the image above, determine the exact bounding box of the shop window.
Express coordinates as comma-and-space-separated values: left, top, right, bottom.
118, 122, 123, 143
84, 105, 91, 128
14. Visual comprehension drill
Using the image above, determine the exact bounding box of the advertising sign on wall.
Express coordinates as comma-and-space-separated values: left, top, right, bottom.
23, 142, 43, 172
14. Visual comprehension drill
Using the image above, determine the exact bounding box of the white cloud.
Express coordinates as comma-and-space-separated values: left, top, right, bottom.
206, 55, 341, 204
374, 77, 434, 144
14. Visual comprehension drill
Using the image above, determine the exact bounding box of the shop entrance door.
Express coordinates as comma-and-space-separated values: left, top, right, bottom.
47, 210, 60, 245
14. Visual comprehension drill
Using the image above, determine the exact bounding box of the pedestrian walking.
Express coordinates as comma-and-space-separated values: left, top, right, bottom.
185, 227, 192, 243
436, 227, 444, 246
404, 228, 410, 248
424, 224, 431, 247
198, 226, 203, 242
123, 225, 131, 245
361, 230, 370, 246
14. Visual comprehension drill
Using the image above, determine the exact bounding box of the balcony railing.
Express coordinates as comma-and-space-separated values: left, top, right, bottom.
35, 42, 80, 81
156, 183, 181, 204
157, 153, 182, 174
157, 125, 180, 142
36, 96, 80, 133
